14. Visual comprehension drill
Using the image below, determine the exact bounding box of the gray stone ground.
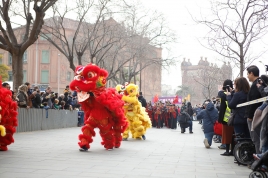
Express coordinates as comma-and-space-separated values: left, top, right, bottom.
0, 122, 251, 178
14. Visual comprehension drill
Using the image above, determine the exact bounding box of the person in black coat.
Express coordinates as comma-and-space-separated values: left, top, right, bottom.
226, 77, 250, 138
218, 79, 234, 155
138, 92, 147, 108
32, 90, 41, 108
246, 65, 263, 154
179, 111, 193, 134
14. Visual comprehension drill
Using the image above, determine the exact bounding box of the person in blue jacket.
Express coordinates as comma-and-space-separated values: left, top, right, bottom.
197, 101, 218, 148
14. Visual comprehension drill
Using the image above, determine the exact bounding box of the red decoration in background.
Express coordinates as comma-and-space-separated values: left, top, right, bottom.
173, 95, 179, 104
153, 94, 159, 103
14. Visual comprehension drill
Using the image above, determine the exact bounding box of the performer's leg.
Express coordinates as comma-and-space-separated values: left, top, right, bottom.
99, 126, 114, 150
122, 126, 130, 140
114, 124, 123, 148
78, 117, 96, 150
133, 119, 144, 139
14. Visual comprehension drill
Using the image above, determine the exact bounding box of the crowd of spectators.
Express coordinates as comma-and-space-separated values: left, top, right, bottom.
2, 83, 84, 126
2, 83, 80, 111
194, 65, 268, 170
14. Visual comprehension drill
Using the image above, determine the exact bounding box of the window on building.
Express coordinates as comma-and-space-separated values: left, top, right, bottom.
0, 53, 3, 64
23, 51, 27, 63
41, 50, 50, 63
8, 71, 12, 81
40, 34, 52, 41
23, 70, 27, 83
8, 53, 12, 65
41, 70, 49, 83
66, 71, 71, 81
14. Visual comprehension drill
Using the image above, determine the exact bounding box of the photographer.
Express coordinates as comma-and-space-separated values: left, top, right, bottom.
218, 79, 234, 156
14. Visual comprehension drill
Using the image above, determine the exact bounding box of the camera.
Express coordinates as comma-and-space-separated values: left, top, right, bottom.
258, 78, 263, 84
223, 85, 230, 92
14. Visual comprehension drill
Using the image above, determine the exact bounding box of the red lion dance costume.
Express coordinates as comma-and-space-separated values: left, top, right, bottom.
69, 64, 128, 151
0, 81, 18, 151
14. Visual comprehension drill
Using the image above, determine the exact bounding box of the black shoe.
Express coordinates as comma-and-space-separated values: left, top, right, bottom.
79, 146, 88, 152
189, 132, 193, 134
220, 152, 231, 156
142, 135, 146, 140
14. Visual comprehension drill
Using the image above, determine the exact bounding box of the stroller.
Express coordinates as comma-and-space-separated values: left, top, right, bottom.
249, 152, 268, 178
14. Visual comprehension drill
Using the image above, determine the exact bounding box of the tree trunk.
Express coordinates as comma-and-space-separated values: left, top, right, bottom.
240, 46, 244, 77
68, 56, 76, 71
77, 54, 82, 65
12, 53, 24, 91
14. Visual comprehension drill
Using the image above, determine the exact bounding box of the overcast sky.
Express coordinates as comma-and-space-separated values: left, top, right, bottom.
141, 0, 268, 90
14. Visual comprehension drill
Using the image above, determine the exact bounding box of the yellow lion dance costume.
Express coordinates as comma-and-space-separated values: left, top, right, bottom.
116, 83, 151, 140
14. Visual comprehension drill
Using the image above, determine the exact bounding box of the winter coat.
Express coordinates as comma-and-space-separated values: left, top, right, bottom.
32, 93, 41, 108
138, 96, 147, 108
245, 78, 262, 119
197, 102, 218, 133
179, 112, 191, 128
226, 91, 248, 125
186, 103, 194, 117
17, 91, 28, 108
218, 90, 228, 124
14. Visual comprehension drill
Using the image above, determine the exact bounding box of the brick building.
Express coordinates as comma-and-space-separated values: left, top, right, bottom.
0, 17, 162, 100
181, 57, 232, 105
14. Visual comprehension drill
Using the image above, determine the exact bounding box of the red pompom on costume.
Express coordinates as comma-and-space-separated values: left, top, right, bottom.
0, 81, 18, 151
69, 64, 128, 151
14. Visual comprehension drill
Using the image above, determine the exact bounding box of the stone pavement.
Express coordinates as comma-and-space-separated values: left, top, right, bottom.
0, 122, 251, 178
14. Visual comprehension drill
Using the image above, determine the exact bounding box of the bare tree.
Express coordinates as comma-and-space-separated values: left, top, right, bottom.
192, 64, 222, 99
111, 1, 176, 84
196, 0, 268, 77
40, 0, 95, 71
176, 85, 195, 99
0, 0, 56, 90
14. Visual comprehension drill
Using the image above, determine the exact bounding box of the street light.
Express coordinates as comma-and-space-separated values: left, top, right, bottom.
58, 54, 60, 94
259, 61, 268, 75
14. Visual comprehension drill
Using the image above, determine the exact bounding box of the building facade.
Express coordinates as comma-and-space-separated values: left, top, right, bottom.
181, 57, 232, 105
0, 18, 162, 100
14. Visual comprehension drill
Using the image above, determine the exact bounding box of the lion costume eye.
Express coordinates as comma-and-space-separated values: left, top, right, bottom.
88, 72, 96, 78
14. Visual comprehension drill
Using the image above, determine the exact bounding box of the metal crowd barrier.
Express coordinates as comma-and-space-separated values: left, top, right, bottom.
16, 108, 78, 132
237, 96, 268, 108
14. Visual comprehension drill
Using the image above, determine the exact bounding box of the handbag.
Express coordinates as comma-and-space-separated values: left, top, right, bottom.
227, 113, 235, 126
206, 110, 222, 136
213, 121, 222, 136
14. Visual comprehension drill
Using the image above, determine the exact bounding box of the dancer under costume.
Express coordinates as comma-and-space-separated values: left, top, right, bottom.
117, 83, 151, 140
0, 81, 18, 151
69, 64, 128, 151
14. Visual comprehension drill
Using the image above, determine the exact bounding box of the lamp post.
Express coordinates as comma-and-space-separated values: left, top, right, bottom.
259, 61, 268, 75
58, 54, 60, 94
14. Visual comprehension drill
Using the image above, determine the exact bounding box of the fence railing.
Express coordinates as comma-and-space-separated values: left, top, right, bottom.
16, 108, 78, 132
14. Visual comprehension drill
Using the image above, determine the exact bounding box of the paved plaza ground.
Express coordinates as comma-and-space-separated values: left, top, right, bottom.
0, 122, 251, 178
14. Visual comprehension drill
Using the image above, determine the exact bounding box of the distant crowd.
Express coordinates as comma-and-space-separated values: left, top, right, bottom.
2, 83, 80, 111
